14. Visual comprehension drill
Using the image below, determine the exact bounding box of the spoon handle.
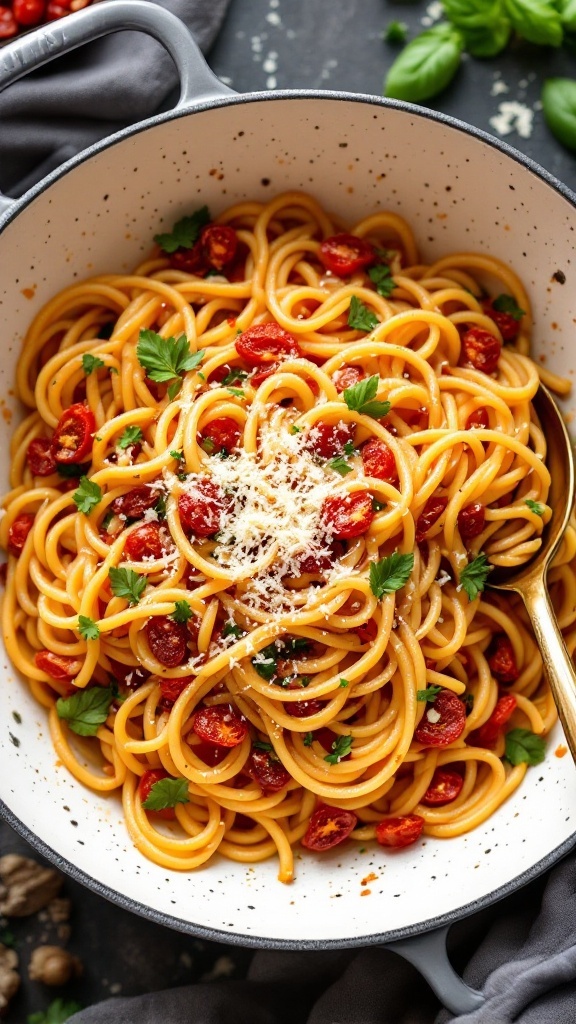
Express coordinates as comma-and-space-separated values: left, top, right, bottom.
520, 578, 576, 763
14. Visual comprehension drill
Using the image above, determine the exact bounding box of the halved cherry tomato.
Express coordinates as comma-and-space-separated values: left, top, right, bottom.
415, 496, 448, 543
46, 1, 69, 18
301, 804, 358, 851
111, 486, 160, 519
108, 659, 149, 690
332, 366, 365, 392
210, 363, 244, 386
34, 649, 81, 680
481, 298, 522, 342
488, 636, 520, 684
145, 616, 189, 667
319, 233, 376, 277
309, 422, 353, 459
235, 323, 302, 365
0, 563, 7, 587
159, 676, 192, 710
322, 492, 374, 539
0, 7, 18, 36
298, 551, 333, 574
124, 522, 164, 561
457, 503, 486, 540
356, 619, 378, 644
375, 814, 424, 848
8, 513, 35, 556
13, 0, 45, 25
192, 705, 248, 747
243, 748, 290, 792
198, 416, 241, 454
178, 479, 229, 537
138, 768, 177, 820
27, 437, 57, 477
169, 241, 205, 274
421, 768, 464, 806
250, 363, 278, 387
285, 699, 324, 718
473, 693, 517, 748
200, 224, 237, 271
361, 437, 398, 483
461, 328, 501, 374
466, 407, 489, 430
414, 689, 466, 747
51, 403, 95, 464
190, 738, 229, 767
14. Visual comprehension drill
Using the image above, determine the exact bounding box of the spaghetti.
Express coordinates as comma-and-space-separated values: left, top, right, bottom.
2, 190, 574, 883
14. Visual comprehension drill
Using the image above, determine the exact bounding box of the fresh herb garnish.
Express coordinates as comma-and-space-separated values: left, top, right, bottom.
222, 620, 243, 639
154, 493, 167, 519
78, 615, 100, 641
369, 551, 414, 598
221, 368, 248, 386
340, 678, 349, 687
368, 261, 395, 297
170, 449, 185, 461
343, 375, 391, 419
108, 567, 146, 605
492, 293, 526, 320
136, 329, 205, 400
141, 776, 189, 811
58, 461, 89, 479
27, 998, 83, 1024
303, 731, 314, 747
253, 740, 274, 752
384, 19, 408, 43
154, 206, 210, 253
200, 436, 216, 454
251, 637, 310, 681
416, 685, 443, 702
348, 295, 379, 332
226, 387, 245, 398
324, 734, 353, 764
72, 477, 102, 515
290, 424, 303, 435
171, 600, 193, 624
56, 686, 113, 736
525, 498, 545, 516
328, 455, 354, 476
118, 425, 143, 450
504, 728, 546, 766
372, 498, 386, 512
385, 23, 464, 103
82, 353, 104, 375
459, 552, 492, 601
343, 439, 357, 456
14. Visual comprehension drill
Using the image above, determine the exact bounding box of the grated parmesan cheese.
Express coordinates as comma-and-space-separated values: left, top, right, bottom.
489, 101, 534, 139
426, 707, 441, 723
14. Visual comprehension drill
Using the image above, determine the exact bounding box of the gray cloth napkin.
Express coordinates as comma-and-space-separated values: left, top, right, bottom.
0, 0, 230, 197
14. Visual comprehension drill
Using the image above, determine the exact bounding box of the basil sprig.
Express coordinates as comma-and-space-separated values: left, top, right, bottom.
542, 79, 576, 151
385, 24, 464, 103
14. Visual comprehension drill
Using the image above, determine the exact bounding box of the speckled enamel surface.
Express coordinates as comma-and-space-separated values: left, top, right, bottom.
1, 94, 576, 947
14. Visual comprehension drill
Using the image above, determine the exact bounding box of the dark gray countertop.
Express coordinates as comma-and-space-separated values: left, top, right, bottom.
2, 1, 575, 1021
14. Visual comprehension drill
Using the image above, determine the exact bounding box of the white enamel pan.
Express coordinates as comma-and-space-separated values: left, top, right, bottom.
1, 4, 576, 1012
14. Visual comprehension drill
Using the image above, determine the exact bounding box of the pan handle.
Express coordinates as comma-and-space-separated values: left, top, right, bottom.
0, 0, 233, 217
382, 925, 485, 1015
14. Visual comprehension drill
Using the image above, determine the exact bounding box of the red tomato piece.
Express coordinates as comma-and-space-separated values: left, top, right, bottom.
27, 437, 57, 477
190, 738, 229, 767
355, 619, 378, 644
0, 6, 18, 35
313, 727, 352, 760
198, 416, 241, 454
421, 768, 464, 806
461, 327, 502, 374
285, 698, 323, 718
13, 0, 45, 25
332, 366, 365, 392
169, 241, 205, 274
322, 492, 374, 539
192, 705, 248, 748
111, 486, 159, 519
301, 804, 358, 851
415, 496, 448, 543
138, 768, 176, 820
481, 298, 521, 342
245, 748, 291, 792
200, 224, 237, 271
108, 659, 149, 690
375, 814, 424, 848
309, 422, 353, 459
457, 503, 486, 540
298, 551, 333, 574
178, 479, 228, 537
414, 689, 466, 747
361, 437, 398, 483
159, 676, 192, 710
235, 323, 302, 366
488, 636, 520, 684
466, 407, 489, 430
8, 513, 35, 556
145, 616, 189, 667
209, 363, 244, 386
318, 233, 376, 277
250, 363, 279, 386
51, 404, 95, 464
124, 522, 164, 561
34, 649, 81, 680
474, 693, 517, 748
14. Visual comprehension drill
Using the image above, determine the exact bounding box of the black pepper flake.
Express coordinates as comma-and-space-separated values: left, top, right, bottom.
12, 711, 21, 724
553, 270, 566, 284
8, 732, 20, 747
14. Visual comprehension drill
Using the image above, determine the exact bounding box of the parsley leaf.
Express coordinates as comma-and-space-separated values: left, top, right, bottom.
154, 493, 167, 519
303, 731, 314, 747
27, 998, 83, 1024
78, 615, 100, 641
525, 498, 545, 516
56, 686, 112, 736
253, 740, 273, 752
340, 678, 349, 687
368, 262, 395, 297
222, 620, 243, 639
290, 424, 302, 435
73, 477, 102, 515
328, 455, 354, 476
136, 330, 205, 398
221, 368, 248, 386
171, 600, 193, 624
324, 734, 353, 764
226, 387, 245, 398
82, 353, 104, 375
369, 551, 414, 598
170, 449, 185, 461
416, 685, 442, 702
343, 374, 391, 419
153, 206, 210, 254
348, 295, 379, 332
58, 461, 89, 479
492, 294, 525, 321
118, 425, 143, 450
342, 439, 358, 456
108, 567, 146, 605
459, 552, 492, 601
252, 644, 279, 681
142, 776, 189, 811
504, 728, 546, 766
200, 436, 215, 454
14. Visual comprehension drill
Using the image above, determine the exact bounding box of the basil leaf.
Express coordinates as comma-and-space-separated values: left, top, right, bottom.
384, 24, 464, 103
142, 777, 189, 810
504, 728, 546, 766
503, 0, 563, 45
56, 686, 113, 736
542, 78, 576, 151
460, 18, 511, 55
560, 0, 576, 30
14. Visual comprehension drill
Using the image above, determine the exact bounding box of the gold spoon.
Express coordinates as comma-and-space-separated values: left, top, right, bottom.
488, 383, 576, 762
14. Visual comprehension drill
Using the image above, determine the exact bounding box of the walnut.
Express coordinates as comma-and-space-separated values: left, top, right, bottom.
28, 945, 83, 987
0, 856, 63, 917
0, 943, 20, 1013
